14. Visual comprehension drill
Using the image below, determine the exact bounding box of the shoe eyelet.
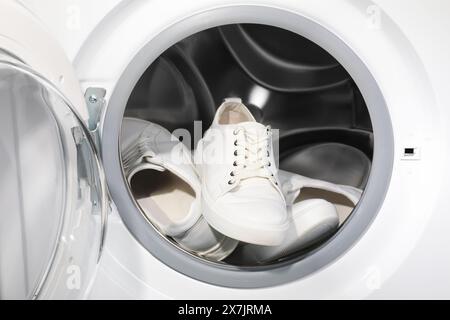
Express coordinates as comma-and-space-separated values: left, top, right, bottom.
267, 151, 270, 157
234, 140, 238, 146
233, 161, 237, 167
228, 180, 234, 185
233, 129, 238, 135
268, 162, 271, 167
230, 171, 235, 177
234, 150, 238, 156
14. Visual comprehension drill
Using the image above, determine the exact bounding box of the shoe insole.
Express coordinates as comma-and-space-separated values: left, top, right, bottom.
219, 107, 251, 124
129, 169, 195, 230
294, 187, 355, 225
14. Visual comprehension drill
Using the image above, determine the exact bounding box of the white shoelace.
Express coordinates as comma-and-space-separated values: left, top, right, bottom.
228, 125, 276, 186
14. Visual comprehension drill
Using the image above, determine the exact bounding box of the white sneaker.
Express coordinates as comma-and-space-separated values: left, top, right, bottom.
121, 118, 238, 260
195, 98, 289, 246
238, 199, 339, 264
278, 169, 362, 223
236, 170, 362, 264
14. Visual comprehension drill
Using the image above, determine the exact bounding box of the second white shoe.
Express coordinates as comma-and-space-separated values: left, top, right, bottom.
196, 98, 289, 246
278, 169, 362, 223
121, 118, 238, 260
237, 198, 340, 264
236, 170, 362, 264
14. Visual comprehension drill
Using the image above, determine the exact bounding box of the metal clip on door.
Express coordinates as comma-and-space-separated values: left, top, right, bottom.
84, 87, 107, 149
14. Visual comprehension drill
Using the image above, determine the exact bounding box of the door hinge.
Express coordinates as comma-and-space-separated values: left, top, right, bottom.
84, 87, 107, 148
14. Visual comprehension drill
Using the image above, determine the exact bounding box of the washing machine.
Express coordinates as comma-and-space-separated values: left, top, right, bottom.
1, 0, 450, 299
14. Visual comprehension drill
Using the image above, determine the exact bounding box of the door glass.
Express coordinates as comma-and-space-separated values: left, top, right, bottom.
0, 60, 107, 299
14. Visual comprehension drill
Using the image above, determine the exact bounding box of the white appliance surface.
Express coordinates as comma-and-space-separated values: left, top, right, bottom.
6, 0, 450, 299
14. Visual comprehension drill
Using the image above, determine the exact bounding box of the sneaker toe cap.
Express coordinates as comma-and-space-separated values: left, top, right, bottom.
218, 189, 287, 227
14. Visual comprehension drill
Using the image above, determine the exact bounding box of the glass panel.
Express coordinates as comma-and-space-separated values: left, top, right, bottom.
0, 60, 106, 299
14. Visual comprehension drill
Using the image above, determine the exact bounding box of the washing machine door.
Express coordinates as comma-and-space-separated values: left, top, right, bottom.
0, 58, 108, 299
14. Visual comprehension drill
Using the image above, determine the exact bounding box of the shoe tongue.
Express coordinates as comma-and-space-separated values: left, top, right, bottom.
239, 121, 266, 133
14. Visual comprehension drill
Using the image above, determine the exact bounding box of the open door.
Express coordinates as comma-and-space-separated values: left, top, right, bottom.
0, 38, 107, 301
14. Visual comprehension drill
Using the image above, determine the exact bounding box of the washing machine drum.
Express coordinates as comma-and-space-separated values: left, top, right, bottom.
125, 24, 373, 190
0, 60, 106, 299
118, 22, 376, 282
